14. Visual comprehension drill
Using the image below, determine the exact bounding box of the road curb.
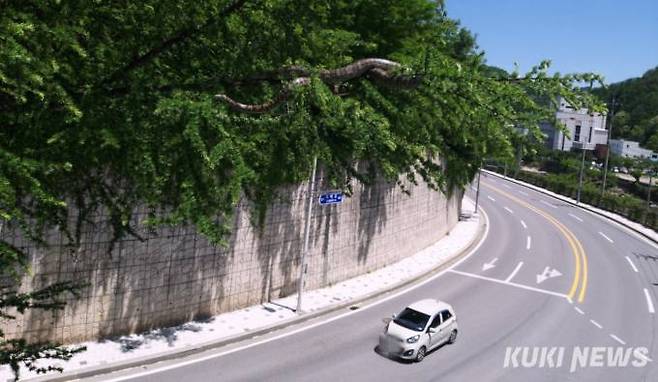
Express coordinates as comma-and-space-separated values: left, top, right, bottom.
31, 200, 488, 382
483, 169, 658, 246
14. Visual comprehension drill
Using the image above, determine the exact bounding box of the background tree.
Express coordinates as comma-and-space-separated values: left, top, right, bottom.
594, 66, 658, 145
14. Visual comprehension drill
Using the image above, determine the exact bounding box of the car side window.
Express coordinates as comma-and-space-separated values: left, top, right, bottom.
440, 310, 452, 323
429, 314, 442, 329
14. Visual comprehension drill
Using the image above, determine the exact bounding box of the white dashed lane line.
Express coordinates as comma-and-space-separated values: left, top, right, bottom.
598, 231, 614, 243
572, 307, 635, 350
487, 196, 496, 202
503, 184, 512, 189
645, 288, 655, 314
625, 256, 639, 273
610, 334, 626, 345
518, 190, 528, 196
526, 236, 531, 250
504, 206, 514, 214
520, 220, 527, 229
505, 262, 524, 282
540, 200, 558, 209
568, 213, 583, 222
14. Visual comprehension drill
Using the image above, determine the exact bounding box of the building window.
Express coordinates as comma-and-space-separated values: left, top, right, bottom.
588, 126, 593, 143
574, 125, 581, 142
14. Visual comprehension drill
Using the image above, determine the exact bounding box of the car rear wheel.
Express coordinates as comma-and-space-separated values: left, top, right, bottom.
448, 330, 458, 344
415, 346, 426, 362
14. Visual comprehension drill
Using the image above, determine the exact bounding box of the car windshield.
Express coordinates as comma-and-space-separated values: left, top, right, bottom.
393, 308, 430, 332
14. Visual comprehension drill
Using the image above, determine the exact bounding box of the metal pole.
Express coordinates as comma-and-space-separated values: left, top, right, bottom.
514, 142, 523, 178
296, 156, 318, 314
648, 173, 653, 211
577, 148, 586, 204
601, 96, 617, 196
474, 165, 482, 214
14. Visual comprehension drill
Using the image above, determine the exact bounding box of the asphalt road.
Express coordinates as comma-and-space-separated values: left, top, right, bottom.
88, 173, 658, 382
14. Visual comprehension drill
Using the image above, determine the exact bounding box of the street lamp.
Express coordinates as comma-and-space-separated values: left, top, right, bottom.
601, 96, 619, 197
573, 141, 595, 204
474, 162, 482, 214
647, 167, 656, 214
296, 155, 318, 314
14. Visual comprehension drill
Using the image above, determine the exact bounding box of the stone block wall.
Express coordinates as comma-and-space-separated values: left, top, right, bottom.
1, 171, 461, 344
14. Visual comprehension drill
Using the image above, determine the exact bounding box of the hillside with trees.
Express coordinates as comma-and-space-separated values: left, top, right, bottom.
594, 66, 658, 150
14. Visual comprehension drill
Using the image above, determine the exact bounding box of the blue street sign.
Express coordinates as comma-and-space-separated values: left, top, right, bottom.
318, 192, 343, 205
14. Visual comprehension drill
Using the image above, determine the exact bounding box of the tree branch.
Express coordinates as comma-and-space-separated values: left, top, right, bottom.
101, 0, 249, 89
215, 58, 422, 114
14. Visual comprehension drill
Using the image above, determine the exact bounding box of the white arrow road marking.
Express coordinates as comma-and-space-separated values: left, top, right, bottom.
568, 213, 583, 222
520, 220, 527, 229
487, 196, 496, 202
504, 206, 514, 214
505, 261, 524, 282
625, 256, 639, 273
645, 288, 655, 314
540, 200, 558, 209
574, 307, 585, 315
482, 258, 498, 271
536, 266, 562, 284
599, 231, 614, 243
526, 236, 532, 250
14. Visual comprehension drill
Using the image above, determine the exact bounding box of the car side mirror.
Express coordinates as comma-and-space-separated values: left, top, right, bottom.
428, 327, 437, 334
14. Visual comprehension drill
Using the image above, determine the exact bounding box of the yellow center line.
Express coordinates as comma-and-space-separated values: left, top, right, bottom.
482, 183, 588, 303
575, 233, 588, 303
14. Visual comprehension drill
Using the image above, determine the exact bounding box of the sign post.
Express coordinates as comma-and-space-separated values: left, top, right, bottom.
574, 142, 595, 204
296, 156, 317, 314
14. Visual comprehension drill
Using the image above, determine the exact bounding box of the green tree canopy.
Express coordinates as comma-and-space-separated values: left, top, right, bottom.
1, 0, 603, 250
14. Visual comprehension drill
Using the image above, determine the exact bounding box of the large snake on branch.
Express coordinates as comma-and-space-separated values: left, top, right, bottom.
215, 58, 421, 113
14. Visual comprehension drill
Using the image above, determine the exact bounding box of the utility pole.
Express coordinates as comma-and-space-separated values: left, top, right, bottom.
648, 170, 654, 213
296, 156, 318, 314
577, 147, 586, 204
474, 164, 482, 214
601, 96, 618, 197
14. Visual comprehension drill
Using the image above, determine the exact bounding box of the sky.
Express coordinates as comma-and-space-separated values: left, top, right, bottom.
445, 0, 658, 84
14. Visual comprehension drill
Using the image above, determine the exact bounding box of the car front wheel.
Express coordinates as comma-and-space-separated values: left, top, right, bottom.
415, 346, 426, 362
448, 330, 458, 344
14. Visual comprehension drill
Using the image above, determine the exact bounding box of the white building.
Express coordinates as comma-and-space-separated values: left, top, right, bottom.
609, 139, 657, 160
540, 98, 608, 151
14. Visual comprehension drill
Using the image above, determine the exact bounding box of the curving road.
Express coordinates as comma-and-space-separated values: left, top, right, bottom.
88, 173, 658, 382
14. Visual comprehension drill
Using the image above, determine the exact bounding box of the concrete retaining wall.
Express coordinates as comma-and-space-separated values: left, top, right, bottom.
1, 171, 461, 344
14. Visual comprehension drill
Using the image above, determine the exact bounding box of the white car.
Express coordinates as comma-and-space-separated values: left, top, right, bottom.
378, 299, 458, 362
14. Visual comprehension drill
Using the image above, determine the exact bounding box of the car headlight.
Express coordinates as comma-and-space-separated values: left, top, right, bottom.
406, 335, 420, 343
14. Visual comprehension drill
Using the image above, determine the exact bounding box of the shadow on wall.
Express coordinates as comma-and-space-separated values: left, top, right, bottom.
1, 166, 458, 345
357, 179, 393, 264
256, 184, 305, 303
